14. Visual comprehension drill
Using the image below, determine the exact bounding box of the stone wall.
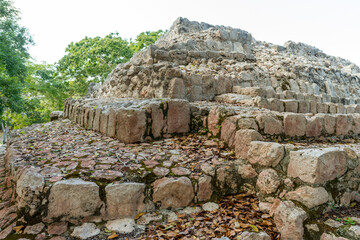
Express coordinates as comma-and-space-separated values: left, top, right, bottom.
63, 98, 191, 143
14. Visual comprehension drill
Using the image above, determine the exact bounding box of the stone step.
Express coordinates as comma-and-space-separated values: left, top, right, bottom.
231, 86, 360, 105
216, 93, 360, 114
64, 98, 191, 144
207, 106, 360, 143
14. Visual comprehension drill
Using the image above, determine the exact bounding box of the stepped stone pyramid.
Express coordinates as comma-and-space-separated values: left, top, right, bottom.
2, 17, 360, 239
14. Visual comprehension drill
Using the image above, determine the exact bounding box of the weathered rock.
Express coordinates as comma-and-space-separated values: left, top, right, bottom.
167, 100, 190, 133
197, 175, 213, 202
47, 222, 68, 235
50, 111, 63, 121
47, 179, 101, 219
273, 201, 307, 240
71, 223, 100, 239
305, 116, 323, 137
336, 114, 353, 136
237, 164, 258, 179
240, 231, 271, 240
152, 177, 195, 209
116, 109, 146, 143
23, 223, 45, 235
256, 169, 281, 195
105, 182, 149, 219
247, 141, 284, 167
320, 233, 349, 240
105, 218, 135, 234
202, 202, 219, 212
285, 186, 329, 208
288, 148, 347, 184
284, 114, 306, 137
256, 114, 283, 135
234, 129, 263, 159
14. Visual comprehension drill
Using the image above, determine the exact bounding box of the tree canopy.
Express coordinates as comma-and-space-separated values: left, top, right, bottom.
0, 0, 33, 116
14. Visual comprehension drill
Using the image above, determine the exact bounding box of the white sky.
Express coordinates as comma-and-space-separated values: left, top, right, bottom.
13, 0, 360, 66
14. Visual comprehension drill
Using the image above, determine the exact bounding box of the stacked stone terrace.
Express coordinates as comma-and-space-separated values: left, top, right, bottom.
3, 17, 360, 239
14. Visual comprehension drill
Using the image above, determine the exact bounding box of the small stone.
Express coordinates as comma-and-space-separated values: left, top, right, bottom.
106, 218, 135, 234
305, 224, 320, 232
324, 219, 343, 228
237, 164, 258, 179
71, 223, 100, 239
24, 223, 45, 235
178, 206, 202, 215
159, 210, 178, 222
153, 167, 170, 176
202, 202, 219, 212
137, 213, 163, 225
47, 222, 68, 235
49, 237, 66, 240
171, 167, 191, 175
143, 160, 159, 168
240, 231, 271, 240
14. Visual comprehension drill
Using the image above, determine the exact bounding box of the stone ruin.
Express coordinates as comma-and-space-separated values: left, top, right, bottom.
2, 17, 360, 239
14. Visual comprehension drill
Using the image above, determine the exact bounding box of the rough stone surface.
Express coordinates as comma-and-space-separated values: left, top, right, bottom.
167, 100, 190, 134
71, 223, 100, 239
247, 141, 284, 167
197, 175, 213, 202
256, 169, 281, 195
105, 218, 135, 234
320, 233, 349, 240
23, 223, 45, 235
105, 182, 148, 219
273, 201, 307, 240
116, 109, 146, 143
240, 231, 271, 240
47, 179, 101, 219
288, 148, 347, 184
234, 129, 263, 159
202, 202, 219, 212
284, 114, 306, 137
47, 222, 68, 235
256, 114, 283, 135
152, 177, 195, 209
285, 186, 329, 208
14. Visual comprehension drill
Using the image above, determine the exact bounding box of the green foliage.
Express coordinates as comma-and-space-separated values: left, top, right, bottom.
57, 33, 133, 96
130, 30, 165, 52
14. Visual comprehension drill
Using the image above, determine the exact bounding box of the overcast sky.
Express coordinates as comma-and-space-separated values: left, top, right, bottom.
13, 0, 360, 66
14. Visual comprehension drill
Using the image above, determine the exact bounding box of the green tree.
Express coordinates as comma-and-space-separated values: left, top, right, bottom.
57, 33, 133, 96
0, 0, 33, 138
130, 30, 165, 52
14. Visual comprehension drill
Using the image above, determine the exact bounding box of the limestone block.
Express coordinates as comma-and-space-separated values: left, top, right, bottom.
328, 103, 337, 114
273, 200, 307, 240
317, 103, 329, 113
197, 176, 213, 202
87, 109, 95, 129
288, 148, 347, 184
190, 85, 203, 101
248, 141, 285, 167
336, 103, 345, 114
106, 108, 117, 138
167, 100, 190, 134
150, 104, 165, 139
152, 177, 195, 209
220, 116, 237, 147
202, 75, 215, 100
309, 100, 317, 114
284, 114, 306, 137
283, 100, 298, 113
105, 183, 149, 219
305, 116, 323, 137
256, 169, 281, 194
93, 108, 101, 131
234, 129, 263, 159
285, 186, 329, 208
168, 78, 186, 99
99, 112, 109, 135
116, 109, 146, 143
47, 179, 101, 219
352, 114, 360, 134
298, 100, 310, 113
336, 114, 353, 136
268, 98, 285, 112
317, 114, 336, 135
256, 113, 283, 135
